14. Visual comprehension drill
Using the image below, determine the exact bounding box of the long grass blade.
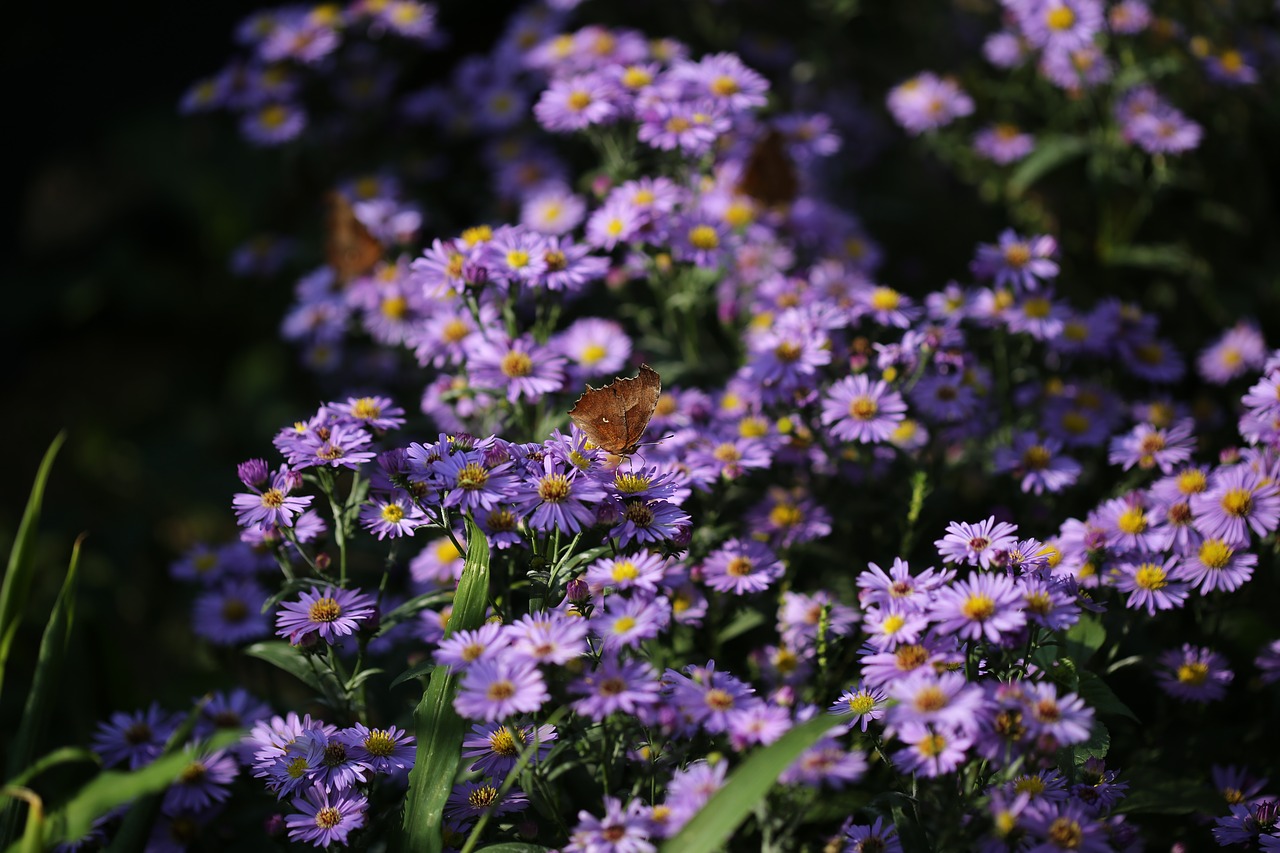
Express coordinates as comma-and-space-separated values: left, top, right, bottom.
0, 432, 66, 703
661, 712, 853, 853
398, 516, 490, 852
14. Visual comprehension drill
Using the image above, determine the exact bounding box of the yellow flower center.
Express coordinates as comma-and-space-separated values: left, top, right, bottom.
1221, 488, 1253, 517
501, 351, 533, 378
1046, 6, 1076, 30
870, 287, 901, 312
1134, 563, 1167, 590
308, 597, 342, 623
849, 397, 878, 421
1116, 506, 1148, 535
1198, 539, 1233, 569
688, 225, 720, 250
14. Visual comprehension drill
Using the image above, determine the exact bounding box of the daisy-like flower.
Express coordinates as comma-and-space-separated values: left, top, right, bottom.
461, 722, 557, 777
292, 423, 377, 471
521, 183, 587, 236
663, 760, 730, 832
701, 538, 785, 595
780, 736, 869, 789
971, 229, 1059, 292
554, 317, 632, 379
92, 703, 181, 770
359, 494, 427, 539
821, 375, 908, 443
842, 816, 904, 853
935, 516, 1020, 568
1015, 0, 1105, 51
570, 654, 663, 720
726, 702, 793, 750
467, 335, 567, 403
973, 123, 1035, 164
434, 622, 511, 670
593, 593, 671, 652
454, 657, 550, 722
1175, 538, 1257, 594
1021, 682, 1093, 745
886, 671, 988, 733
285, 784, 367, 848
233, 465, 313, 530
585, 551, 670, 595
637, 99, 729, 156
444, 778, 529, 820
860, 604, 930, 651
1197, 322, 1268, 385
993, 432, 1081, 495
829, 683, 889, 732
886, 72, 974, 135
1112, 556, 1188, 615
856, 558, 955, 610
275, 586, 377, 646
435, 449, 519, 515
584, 195, 645, 251
930, 572, 1027, 644
327, 395, 406, 431
1107, 418, 1196, 474
1192, 465, 1280, 547
894, 722, 972, 777
506, 611, 591, 666
514, 454, 607, 535
610, 499, 690, 548
1020, 799, 1111, 852
240, 101, 307, 146
534, 72, 618, 132
565, 796, 654, 853
192, 578, 271, 645
1156, 644, 1233, 702
340, 723, 415, 775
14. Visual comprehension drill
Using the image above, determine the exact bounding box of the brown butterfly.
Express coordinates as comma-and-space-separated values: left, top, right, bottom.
736, 128, 799, 207
568, 364, 662, 457
325, 190, 382, 285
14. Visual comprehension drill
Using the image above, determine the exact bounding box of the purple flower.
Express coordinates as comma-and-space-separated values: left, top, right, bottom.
887, 671, 988, 734
842, 817, 903, 853
584, 551, 670, 595
1021, 682, 1093, 745
637, 99, 728, 156
1014, 0, 1105, 51
445, 778, 529, 820
893, 723, 972, 777
275, 586, 377, 646
232, 465, 313, 530
284, 784, 367, 848
92, 703, 181, 770
929, 573, 1027, 643
434, 622, 511, 670
1107, 418, 1196, 474
664, 662, 756, 735
1156, 644, 1233, 702
662, 761, 730, 833
993, 433, 1081, 495
340, 723, 414, 775
935, 516, 1019, 568
886, 72, 974, 135
1175, 538, 1256, 594
454, 657, 550, 722
973, 123, 1035, 164
570, 654, 663, 720
1020, 800, 1111, 851
564, 796, 654, 853
1198, 322, 1268, 385
1113, 557, 1189, 615
514, 454, 606, 535
192, 578, 270, 645
461, 722, 556, 777
506, 611, 590, 666
610, 499, 690, 548
1192, 465, 1280, 547
726, 702, 793, 750
971, 229, 1059, 292
534, 73, 618, 132
701, 538, 785, 595
162, 749, 238, 813
779, 735, 868, 789
593, 592, 671, 652
467, 335, 567, 404
820, 375, 908, 443
830, 683, 888, 732
240, 102, 307, 146
292, 424, 377, 471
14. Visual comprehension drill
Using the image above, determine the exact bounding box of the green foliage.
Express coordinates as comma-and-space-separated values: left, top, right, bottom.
397, 517, 491, 852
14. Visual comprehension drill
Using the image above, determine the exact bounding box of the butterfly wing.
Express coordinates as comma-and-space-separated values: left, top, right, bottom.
325, 191, 383, 284
567, 365, 662, 455
619, 364, 662, 454
737, 129, 799, 208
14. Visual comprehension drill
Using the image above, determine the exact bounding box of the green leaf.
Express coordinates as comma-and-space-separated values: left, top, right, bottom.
1063, 615, 1105, 663
1069, 721, 1110, 767
1101, 243, 1203, 276
1076, 671, 1139, 723
7, 535, 83, 785
244, 641, 328, 695
0, 432, 65, 704
717, 609, 766, 644
391, 660, 437, 688
397, 517, 491, 853
4, 748, 98, 790
345, 667, 384, 692
1005, 134, 1089, 198
661, 713, 852, 853
42, 730, 242, 849
1, 788, 43, 853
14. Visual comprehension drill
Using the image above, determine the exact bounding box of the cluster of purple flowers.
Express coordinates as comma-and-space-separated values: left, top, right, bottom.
181, 1, 441, 145
82, 691, 272, 849
246, 713, 415, 847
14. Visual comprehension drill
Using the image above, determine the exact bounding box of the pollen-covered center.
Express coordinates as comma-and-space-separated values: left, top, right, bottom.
1003, 243, 1032, 268
961, 593, 996, 622
1221, 488, 1253, 518
849, 396, 878, 421
314, 806, 342, 830
364, 730, 395, 757
309, 597, 343, 623
1134, 563, 1168, 590
501, 350, 534, 378
456, 463, 490, 491
537, 473, 571, 503
688, 225, 720, 250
